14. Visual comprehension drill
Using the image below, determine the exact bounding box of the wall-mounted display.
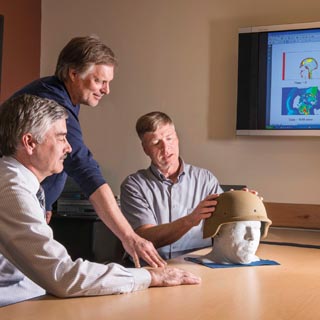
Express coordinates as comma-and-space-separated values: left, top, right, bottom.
237, 21, 320, 136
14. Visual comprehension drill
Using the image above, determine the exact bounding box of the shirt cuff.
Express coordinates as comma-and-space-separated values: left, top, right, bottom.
127, 268, 152, 291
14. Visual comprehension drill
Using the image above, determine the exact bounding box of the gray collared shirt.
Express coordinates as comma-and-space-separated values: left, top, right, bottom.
121, 160, 223, 259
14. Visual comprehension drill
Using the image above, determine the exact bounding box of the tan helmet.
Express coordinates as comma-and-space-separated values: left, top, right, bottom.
203, 190, 272, 239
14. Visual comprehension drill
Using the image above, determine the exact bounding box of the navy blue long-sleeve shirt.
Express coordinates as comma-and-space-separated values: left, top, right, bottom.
13, 76, 106, 210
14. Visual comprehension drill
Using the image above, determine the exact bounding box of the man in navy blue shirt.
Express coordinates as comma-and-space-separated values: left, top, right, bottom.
13, 35, 165, 268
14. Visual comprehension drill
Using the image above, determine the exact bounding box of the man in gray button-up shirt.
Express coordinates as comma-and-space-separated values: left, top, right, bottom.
121, 112, 223, 260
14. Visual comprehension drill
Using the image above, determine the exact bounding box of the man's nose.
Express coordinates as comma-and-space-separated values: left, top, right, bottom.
101, 83, 110, 95
244, 227, 255, 241
160, 141, 170, 152
65, 139, 72, 154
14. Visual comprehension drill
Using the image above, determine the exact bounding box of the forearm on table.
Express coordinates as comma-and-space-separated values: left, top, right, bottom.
136, 215, 194, 248
89, 183, 135, 242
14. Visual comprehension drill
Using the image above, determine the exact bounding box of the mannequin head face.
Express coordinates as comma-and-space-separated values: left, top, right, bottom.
216, 221, 261, 263
203, 221, 261, 264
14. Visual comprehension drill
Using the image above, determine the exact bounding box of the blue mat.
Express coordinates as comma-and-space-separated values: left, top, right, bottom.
184, 256, 280, 268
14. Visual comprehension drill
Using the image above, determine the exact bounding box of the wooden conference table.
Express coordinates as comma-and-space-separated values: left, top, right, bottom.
0, 228, 319, 320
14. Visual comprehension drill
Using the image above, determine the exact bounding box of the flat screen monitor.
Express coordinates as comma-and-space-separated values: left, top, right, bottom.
236, 21, 320, 136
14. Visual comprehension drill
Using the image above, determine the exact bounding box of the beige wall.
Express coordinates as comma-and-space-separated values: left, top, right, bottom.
41, 0, 320, 204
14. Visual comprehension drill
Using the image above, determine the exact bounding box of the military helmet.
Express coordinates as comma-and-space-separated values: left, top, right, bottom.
203, 190, 272, 239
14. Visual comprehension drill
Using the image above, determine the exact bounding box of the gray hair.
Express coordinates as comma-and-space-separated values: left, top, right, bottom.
0, 94, 68, 156
136, 111, 174, 140
55, 35, 117, 82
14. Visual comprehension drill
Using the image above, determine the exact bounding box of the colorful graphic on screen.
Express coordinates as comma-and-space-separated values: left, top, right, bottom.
300, 57, 318, 80
282, 86, 320, 115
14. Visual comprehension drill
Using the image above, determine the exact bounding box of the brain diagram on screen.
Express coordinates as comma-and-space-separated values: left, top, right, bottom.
282, 52, 320, 116
300, 57, 318, 80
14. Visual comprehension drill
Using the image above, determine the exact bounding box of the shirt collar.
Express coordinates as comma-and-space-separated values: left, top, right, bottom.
149, 157, 186, 183
4, 156, 40, 195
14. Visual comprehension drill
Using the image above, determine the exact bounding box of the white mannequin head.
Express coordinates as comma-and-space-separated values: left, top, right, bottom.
203, 221, 261, 264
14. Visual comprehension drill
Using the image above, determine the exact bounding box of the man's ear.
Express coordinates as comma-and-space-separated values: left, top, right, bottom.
68, 68, 78, 82
21, 133, 37, 155
142, 141, 149, 156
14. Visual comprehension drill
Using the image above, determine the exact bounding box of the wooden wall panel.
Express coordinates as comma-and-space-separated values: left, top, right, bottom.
0, 0, 41, 102
265, 202, 320, 229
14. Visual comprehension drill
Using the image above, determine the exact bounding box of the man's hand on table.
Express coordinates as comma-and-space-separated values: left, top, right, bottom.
123, 233, 167, 268
148, 267, 201, 287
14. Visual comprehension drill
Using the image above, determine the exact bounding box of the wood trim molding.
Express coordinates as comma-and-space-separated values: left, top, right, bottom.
264, 202, 320, 229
